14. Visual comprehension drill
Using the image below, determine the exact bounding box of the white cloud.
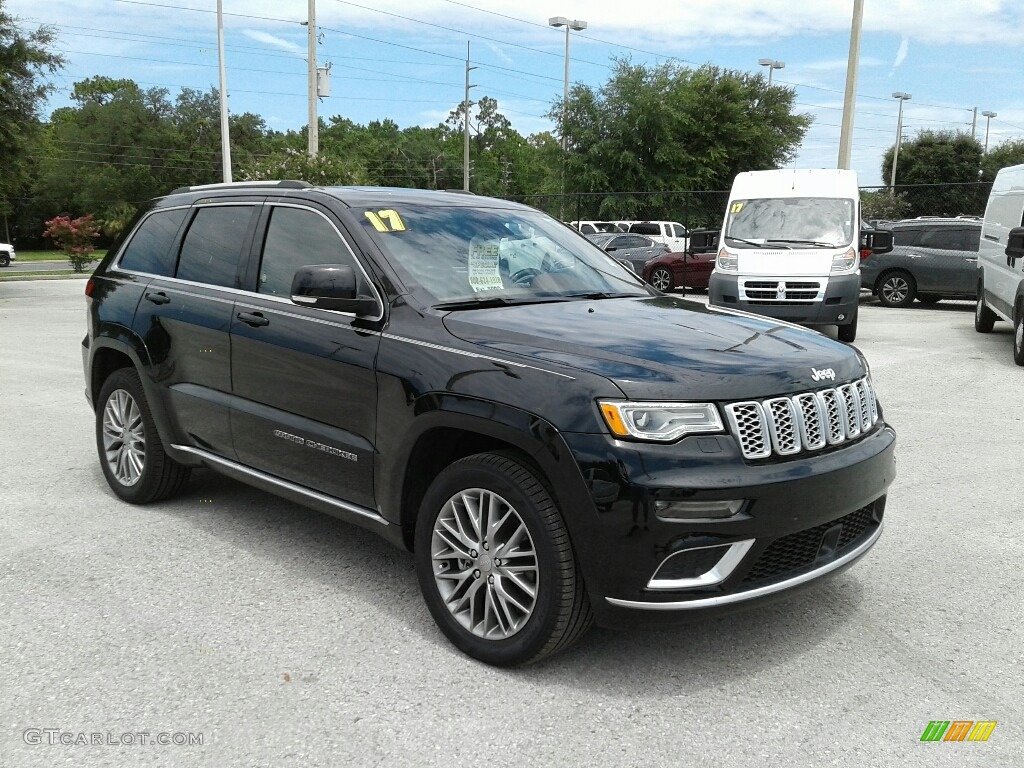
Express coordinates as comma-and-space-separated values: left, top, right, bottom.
893, 37, 909, 69
241, 30, 305, 57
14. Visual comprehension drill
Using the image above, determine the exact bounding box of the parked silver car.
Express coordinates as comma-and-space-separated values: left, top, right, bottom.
860, 217, 981, 307
585, 232, 669, 275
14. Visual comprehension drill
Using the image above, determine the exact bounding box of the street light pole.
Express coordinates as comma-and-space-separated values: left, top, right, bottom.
548, 16, 587, 152
837, 0, 864, 170
982, 110, 997, 153
757, 58, 784, 86
890, 92, 912, 188
216, 0, 232, 182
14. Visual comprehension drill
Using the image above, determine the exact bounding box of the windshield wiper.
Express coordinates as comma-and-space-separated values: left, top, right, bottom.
766, 239, 838, 248
726, 237, 768, 248
432, 296, 570, 311
562, 291, 642, 300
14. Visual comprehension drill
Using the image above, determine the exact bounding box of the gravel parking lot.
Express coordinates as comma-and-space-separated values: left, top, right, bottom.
1, 280, 1021, 767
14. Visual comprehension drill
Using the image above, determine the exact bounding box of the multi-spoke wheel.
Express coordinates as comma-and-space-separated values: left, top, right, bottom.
876, 270, 916, 308
415, 452, 592, 666
650, 267, 673, 292
95, 368, 190, 503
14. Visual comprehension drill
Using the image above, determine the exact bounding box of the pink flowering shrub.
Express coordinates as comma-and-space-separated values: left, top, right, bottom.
43, 215, 101, 273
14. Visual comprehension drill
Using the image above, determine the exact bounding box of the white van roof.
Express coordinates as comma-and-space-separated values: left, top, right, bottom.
729, 168, 860, 200
991, 163, 1024, 194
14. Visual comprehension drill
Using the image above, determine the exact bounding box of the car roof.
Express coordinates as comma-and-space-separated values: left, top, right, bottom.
892, 217, 981, 228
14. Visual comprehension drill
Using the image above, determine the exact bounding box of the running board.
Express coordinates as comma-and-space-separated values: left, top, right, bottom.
170, 444, 388, 526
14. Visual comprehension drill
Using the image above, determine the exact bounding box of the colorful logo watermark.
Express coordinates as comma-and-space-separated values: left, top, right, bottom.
920, 721, 997, 742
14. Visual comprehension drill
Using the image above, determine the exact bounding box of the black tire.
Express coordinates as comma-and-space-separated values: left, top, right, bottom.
650, 267, 673, 292
918, 294, 941, 305
975, 284, 997, 333
837, 311, 858, 343
0, 252, 10, 267
414, 452, 593, 666
1015, 308, 1024, 367
876, 270, 916, 308
95, 368, 190, 503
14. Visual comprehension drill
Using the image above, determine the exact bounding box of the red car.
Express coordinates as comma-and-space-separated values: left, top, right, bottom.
641, 229, 719, 293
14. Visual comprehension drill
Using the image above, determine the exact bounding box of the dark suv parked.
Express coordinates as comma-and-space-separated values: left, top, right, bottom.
860, 217, 982, 307
83, 182, 896, 666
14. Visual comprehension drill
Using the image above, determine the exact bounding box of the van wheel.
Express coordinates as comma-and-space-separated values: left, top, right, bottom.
837, 311, 858, 343
877, 270, 916, 308
975, 289, 996, 333
96, 368, 191, 503
1014, 310, 1024, 366
414, 452, 593, 666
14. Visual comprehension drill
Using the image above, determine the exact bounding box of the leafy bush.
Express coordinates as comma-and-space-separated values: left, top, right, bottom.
42, 215, 100, 272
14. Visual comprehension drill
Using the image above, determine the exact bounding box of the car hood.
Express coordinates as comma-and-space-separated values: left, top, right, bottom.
442, 296, 865, 401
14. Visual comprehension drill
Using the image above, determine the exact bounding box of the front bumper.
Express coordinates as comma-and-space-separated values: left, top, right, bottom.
709, 272, 860, 325
560, 423, 896, 628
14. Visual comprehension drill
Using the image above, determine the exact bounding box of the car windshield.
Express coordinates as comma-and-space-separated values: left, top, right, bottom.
724, 197, 855, 248
357, 204, 648, 305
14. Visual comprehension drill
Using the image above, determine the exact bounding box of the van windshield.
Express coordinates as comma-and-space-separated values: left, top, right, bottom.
725, 197, 855, 248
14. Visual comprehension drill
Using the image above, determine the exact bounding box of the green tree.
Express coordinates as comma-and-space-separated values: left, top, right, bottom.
0, 1, 64, 239
556, 60, 811, 221
881, 130, 988, 216
981, 138, 1024, 182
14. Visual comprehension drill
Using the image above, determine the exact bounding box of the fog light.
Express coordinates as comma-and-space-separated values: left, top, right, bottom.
653, 499, 744, 521
837, 313, 846, 321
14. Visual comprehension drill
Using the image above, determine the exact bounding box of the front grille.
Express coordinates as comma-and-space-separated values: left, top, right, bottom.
742, 504, 879, 583
724, 376, 878, 461
742, 280, 822, 303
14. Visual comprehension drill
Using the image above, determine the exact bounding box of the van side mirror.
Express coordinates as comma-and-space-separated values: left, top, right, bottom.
861, 229, 894, 255
290, 264, 376, 314
1005, 227, 1024, 261
688, 229, 720, 254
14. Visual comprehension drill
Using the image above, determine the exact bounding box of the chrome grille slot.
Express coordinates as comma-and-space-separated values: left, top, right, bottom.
794, 393, 825, 450
723, 402, 771, 460
725, 377, 878, 460
764, 397, 801, 455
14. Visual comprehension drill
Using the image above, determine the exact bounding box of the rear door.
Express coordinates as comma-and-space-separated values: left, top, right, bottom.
229, 201, 382, 508
130, 201, 260, 458
912, 226, 975, 294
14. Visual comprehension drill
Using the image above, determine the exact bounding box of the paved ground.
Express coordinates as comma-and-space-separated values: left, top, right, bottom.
1, 280, 1021, 767
1, 260, 82, 273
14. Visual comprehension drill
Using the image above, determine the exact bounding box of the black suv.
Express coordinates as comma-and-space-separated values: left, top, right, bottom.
83, 182, 896, 666
860, 217, 982, 307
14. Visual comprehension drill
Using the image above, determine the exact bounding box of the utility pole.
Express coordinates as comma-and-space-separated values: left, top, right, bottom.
463, 42, 477, 192
837, 0, 864, 170
216, 0, 232, 182
971, 107, 978, 141
307, 0, 318, 158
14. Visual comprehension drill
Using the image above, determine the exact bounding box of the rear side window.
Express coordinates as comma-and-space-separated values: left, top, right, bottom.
176, 206, 254, 288
118, 208, 187, 276
917, 228, 969, 251
965, 228, 981, 251
257, 206, 366, 297
893, 227, 922, 246
580, 223, 596, 235
629, 222, 661, 237
620, 235, 651, 248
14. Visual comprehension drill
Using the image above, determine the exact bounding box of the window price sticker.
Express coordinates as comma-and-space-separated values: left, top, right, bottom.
468, 238, 504, 292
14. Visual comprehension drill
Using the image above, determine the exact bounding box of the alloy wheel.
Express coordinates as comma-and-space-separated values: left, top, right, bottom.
651, 268, 672, 291
430, 488, 539, 639
882, 277, 909, 305
101, 389, 146, 486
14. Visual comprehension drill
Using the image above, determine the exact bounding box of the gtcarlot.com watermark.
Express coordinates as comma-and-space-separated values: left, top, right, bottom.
23, 729, 203, 747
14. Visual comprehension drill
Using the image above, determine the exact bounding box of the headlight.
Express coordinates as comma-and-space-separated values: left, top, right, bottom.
831, 247, 857, 273
599, 401, 724, 442
717, 247, 737, 272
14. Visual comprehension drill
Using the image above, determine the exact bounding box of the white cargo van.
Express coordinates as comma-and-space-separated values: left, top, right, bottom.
974, 163, 1024, 364
708, 169, 892, 343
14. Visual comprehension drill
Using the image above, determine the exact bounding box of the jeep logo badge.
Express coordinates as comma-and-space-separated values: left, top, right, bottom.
810, 367, 836, 382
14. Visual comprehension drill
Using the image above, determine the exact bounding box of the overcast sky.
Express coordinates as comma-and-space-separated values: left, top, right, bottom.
10, 0, 1024, 187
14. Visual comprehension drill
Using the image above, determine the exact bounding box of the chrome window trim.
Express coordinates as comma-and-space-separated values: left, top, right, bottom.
170, 445, 388, 526
606, 522, 883, 611
113, 201, 386, 323
647, 540, 755, 590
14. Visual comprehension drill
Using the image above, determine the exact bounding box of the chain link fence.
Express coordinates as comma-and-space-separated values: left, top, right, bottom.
509, 182, 996, 232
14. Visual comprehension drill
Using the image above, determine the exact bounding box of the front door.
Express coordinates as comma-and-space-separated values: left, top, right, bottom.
229, 203, 382, 509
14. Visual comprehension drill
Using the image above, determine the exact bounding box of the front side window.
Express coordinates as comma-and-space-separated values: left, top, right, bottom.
725, 198, 855, 247
258, 206, 366, 297
357, 204, 646, 305
176, 206, 254, 288
118, 208, 188, 276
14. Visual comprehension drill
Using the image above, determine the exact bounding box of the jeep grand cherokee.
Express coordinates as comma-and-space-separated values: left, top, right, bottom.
82, 182, 897, 666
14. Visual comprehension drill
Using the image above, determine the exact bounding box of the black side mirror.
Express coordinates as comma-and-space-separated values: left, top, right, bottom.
290, 264, 376, 314
861, 229, 894, 255
688, 229, 720, 254
1006, 227, 1024, 261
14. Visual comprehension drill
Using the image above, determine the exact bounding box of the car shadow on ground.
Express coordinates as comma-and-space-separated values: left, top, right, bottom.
136, 465, 868, 689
